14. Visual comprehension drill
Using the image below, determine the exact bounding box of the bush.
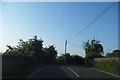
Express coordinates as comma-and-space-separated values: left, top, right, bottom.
93, 59, 120, 76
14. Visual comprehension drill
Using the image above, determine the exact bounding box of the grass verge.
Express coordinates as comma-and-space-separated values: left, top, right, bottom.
93, 59, 120, 76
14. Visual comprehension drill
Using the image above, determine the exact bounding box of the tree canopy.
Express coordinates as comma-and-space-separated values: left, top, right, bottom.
3, 36, 58, 64
42, 45, 58, 64
83, 38, 104, 59
3, 36, 43, 57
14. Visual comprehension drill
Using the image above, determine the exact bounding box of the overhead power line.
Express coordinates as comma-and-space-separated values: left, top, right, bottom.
68, 2, 117, 42
68, 41, 81, 48
65, 2, 118, 54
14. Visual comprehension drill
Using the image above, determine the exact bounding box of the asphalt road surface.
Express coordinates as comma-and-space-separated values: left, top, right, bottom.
26, 65, 120, 80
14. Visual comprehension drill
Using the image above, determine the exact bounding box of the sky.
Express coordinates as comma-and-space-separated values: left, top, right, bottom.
0, 2, 118, 57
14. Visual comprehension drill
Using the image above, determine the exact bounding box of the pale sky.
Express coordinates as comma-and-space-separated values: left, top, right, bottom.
0, 2, 118, 57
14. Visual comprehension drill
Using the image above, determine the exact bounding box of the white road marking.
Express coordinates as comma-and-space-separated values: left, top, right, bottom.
25, 66, 45, 80
67, 66, 80, 78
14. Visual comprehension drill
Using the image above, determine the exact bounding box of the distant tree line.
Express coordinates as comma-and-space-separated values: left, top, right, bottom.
3, 36, 84, 65
3, 36, 119, 65
58, 53, 85, 65
106, 49, 120, 58
3, 36, 57, 64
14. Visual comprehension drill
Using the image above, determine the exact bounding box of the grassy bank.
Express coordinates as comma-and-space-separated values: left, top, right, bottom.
93, 59, 120, 76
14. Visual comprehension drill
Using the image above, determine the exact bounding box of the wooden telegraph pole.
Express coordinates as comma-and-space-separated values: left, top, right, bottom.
65, 40, 67, 54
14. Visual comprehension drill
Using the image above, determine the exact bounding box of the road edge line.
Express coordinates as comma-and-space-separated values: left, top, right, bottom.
90, 68, 120, 78
25, 66, 45, 80
67, 66, 80, 78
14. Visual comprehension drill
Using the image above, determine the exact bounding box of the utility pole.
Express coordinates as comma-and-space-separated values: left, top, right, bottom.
118, 2, 120, 68
65, 40, 67, 54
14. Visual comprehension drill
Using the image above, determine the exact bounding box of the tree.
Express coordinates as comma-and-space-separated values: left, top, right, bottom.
3, 45, 19, 56
58, 53, 84, 65
31, 36, 43, 57
106, 49, 120, 58
3, 36, 43, 57
83, 38, 104, 59
83, 38, 104, 66
58, 53, 67, 64
42, 45, 58, 64
70, 55, 84, 65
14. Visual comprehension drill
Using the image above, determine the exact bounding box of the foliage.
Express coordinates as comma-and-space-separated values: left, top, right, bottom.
3, 36, 43, 57
106, 49, 120, 58
58, 53, 70, 64
3, 36, 59, 65
69, 55, 85, 65
94, 59, 120, 76
58, 53, 84, 65
83, 38, 104, 59
42, 45, 58, 64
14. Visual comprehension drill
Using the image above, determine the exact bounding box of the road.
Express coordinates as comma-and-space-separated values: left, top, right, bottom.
26, 65, 120, 80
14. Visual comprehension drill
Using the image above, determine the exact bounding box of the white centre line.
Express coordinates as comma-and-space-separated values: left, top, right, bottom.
67, 66, 80, 78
